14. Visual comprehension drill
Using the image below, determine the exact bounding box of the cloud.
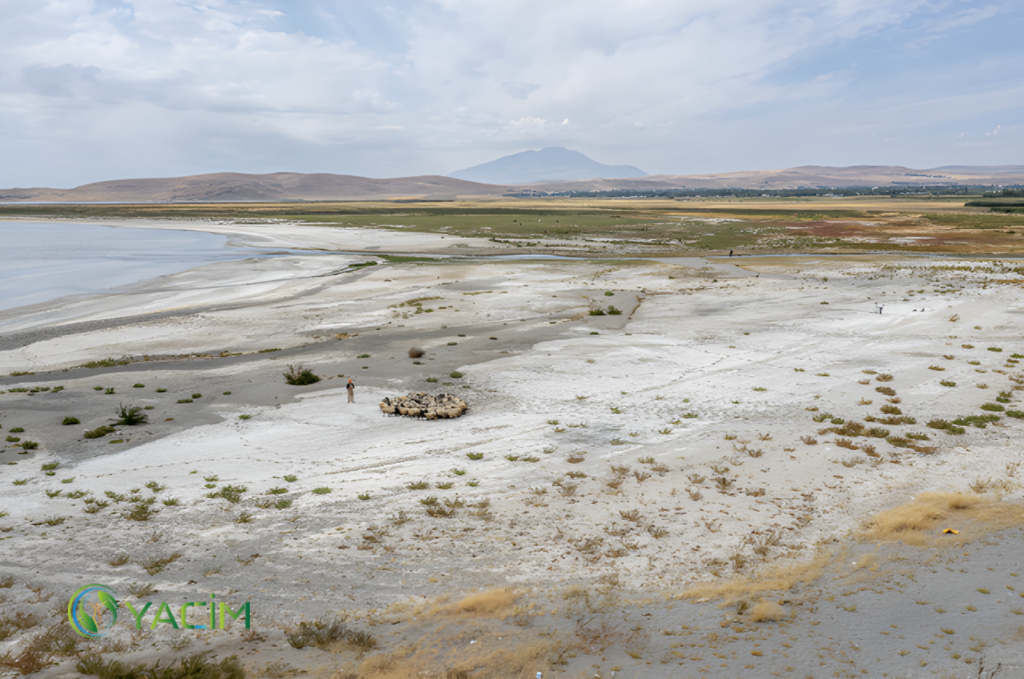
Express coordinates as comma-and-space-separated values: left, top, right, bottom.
0, 0, 1020, 185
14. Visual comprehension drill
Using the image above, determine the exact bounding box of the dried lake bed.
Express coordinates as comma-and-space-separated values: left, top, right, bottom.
0, 219, 1023, 678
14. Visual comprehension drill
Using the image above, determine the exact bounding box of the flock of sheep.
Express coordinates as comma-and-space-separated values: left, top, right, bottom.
379, 392, 469, 419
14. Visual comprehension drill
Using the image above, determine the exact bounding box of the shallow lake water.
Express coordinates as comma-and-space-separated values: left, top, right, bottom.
0, 221, 293, 311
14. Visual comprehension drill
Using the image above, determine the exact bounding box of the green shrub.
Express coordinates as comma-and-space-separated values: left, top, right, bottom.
238, 414, 251, 420
104, 388, 115, 395
980, 403, 1005, 412
206, 484, 247, 503
426, 377, 438, 383
267, 487, 288, 495
940, 380, 956, 387
20, 441, 39, 450
177, 398, 193, 404
988, 347, 1003, 352
41, 462, 58, 471
6, 436, 20, 443
62, 417, 80, 425
607, 306, 622, 315
9, 427, 24, 433
357, 493, 371, 501
1007, 410, 1024, 419
124, 503, 156, 521
83, 425, 116, 439
311, 487, 331, 494
133, 383, 145, 388
450, 371, 463, 379
589, 309, 605, 316
357, 354, 370, 359
284, 364, 321, 386
953, 414, 1000, 429
284, 474, 297, 482
223, 391, 231, 395
191, 393, 202, 399
466, 452, 484, 460
156, 388, 167, 393
116, 403, 148, 426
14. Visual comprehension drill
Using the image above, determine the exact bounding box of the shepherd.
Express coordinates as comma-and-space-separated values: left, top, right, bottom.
347, 378, 355, 403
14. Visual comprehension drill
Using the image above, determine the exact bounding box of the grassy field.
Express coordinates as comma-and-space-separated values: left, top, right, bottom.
3, 195, 1024, 254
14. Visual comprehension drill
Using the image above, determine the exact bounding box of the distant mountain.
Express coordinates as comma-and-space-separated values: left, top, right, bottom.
3, 165, 1023, 203
0, 172, 503, 203
449, 147, 647, 184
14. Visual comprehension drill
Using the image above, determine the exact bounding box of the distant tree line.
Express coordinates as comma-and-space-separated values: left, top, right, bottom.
504, 185, 1022, 199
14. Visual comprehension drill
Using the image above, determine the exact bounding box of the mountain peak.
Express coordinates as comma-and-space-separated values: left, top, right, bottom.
449, 147, 646, 184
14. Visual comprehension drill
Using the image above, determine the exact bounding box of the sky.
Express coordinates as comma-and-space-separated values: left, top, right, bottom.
0, 0, 1021, 187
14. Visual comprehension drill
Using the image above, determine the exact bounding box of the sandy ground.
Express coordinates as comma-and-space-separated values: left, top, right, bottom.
1, 223, 1023, 677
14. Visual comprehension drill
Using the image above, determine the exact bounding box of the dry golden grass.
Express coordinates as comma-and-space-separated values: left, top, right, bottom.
861, 492, 1024, 547
748, 602, 786, 622
678, 552, 831, 603
443, 588, 520, 617
351, 636, 553, 679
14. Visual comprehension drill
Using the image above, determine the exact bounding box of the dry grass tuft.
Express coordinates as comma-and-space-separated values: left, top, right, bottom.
863, 492, 1024, 546
444, 588, 520, 617
354, 637, 552, 679
679, 552, 831, 603
749, 601, 786, 622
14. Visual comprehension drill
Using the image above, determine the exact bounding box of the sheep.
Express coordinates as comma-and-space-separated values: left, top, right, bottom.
379, 392, 469, 420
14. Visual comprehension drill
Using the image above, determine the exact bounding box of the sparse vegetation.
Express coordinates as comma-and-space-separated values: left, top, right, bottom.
283, 364, 321, 386
115, 403, 148, 426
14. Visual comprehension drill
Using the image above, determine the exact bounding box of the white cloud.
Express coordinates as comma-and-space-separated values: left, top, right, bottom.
0, 0, 1020, 185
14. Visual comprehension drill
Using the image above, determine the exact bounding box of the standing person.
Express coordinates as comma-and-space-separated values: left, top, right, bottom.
347, 378, 355, 403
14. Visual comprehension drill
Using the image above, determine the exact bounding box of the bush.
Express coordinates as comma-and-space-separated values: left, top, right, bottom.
62, 417, 80, 425
77, 653, 244, 679
83, 425, 116, 439
450, 371, 463, 379
133, 383, 145, 388
283, 364, 321, 386
20, 441, 38, 450
607, 306, 622, 315
408, 347, 425, 358
206, 485, 247, 503
980, 403, 1005, 412
588, 309, 605, 316
286, 617, 376, 651
116, 403, 148, 426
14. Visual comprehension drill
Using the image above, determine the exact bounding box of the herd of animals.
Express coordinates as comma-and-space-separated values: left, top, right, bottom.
379, 392, 469, 419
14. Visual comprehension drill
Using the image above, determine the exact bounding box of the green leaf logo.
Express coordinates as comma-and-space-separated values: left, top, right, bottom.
68, 584, 119, 638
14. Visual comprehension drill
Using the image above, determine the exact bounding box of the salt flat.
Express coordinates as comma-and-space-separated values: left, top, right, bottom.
1, 222, 1023, 677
